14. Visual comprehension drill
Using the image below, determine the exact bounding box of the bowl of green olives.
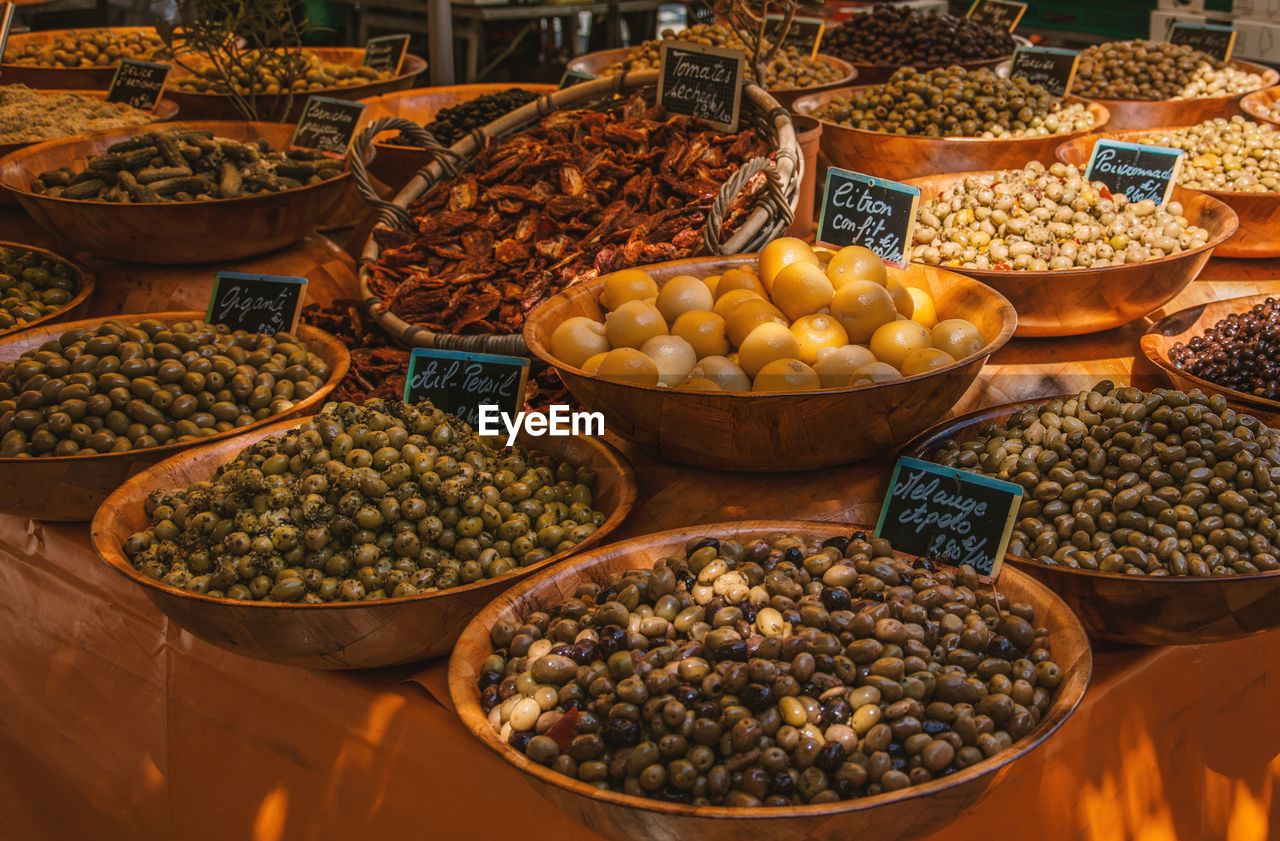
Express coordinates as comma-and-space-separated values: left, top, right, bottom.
903, 382, 1280, 645
449, 520, 1091, 841
0, 27, 172, 90
0, 312, 350, 521
90, 398, 637, 669
0, 242, 94, 336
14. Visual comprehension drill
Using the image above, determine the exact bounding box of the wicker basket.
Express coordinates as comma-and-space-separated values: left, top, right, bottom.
349, 69, 801, 355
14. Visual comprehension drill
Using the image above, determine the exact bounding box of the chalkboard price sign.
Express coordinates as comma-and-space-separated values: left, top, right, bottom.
1085, 138, 1185, 206
875, 457, 1023, 581
965, 0, 1026, 32
291, 95, 367, 155
106, 59, 171, 111
362, 33, 411, 74
1009, 46, 1080, 97
764, 15, 826, 58
1168, 22, 1236, 62
816, 167, 920, 266
559, 68, 597, 89
207, 271, 307, 336
0, 3, 15, 60
657, 41, 745, 133
404, 348, 530, 429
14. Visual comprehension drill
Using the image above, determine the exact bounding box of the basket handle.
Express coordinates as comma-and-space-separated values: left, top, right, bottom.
703, 154, 794, 255
349, 116, 457, 229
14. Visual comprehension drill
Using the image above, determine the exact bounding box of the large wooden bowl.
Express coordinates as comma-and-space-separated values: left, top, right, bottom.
838, 54, 1011, 87
1056, 128, 1280, 259
524, 257, 1016, 472
0, 121, 352, 264
0, 311, 349, 522
791, 87, 1109, 181
1241, 86, 1280, 128
1140, 293, 1280, 427
358, 83, 558, 190
904, 172, 1238, 337
565, 47, 856, 110
1083, 60, 1279, 131
0, 240, 94, 337
90, 417, 636, 669
0, 27, 168, 89
449, 520, 1092, 841
902, 399, 1280, 645
164, 48, 425, 121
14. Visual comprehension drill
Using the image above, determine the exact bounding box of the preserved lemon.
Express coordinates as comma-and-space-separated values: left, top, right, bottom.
676, 376, 723, 391
596, 347, 660, 385
772, 261, 835, 321
689, 356, 751, 392
790, 314, 848, 365
580, 351, 608, 375
932, 319, 984, 359
813, 344, 877, 387
714, 267, 766, 300
908, 287, 939, 328
899, 347, 955, 376
726, 298, 788, 348
604, 300, 667, 349
712, 288, 765, 321
759, 237, 819, 294
886, 276, 915, 317
869, 320, 932, 369
752, 358, 820, 392
826, 244, 887, 289
738, 322, 802, 377
829, 280, 897, 344
600, 269, 658, 310
641, 335, 698, 387
851, 361, 903, 385
550, 316, 610, 368
671, 310, 730, 358
656, 275, 715, 323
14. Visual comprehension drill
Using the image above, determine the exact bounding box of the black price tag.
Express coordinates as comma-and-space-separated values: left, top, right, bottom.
1168, 22, 1236, 62
1085, 138, 1185, 207
816, 167, 920, 267
0, 3, 15, 60
106, 58, 171, 111
764, 14, 825, 59
656, 41, 744, 133
559, 68, 596, 89
1009, 46, 1080, 97
207, 271, 307, 336
292, 95, 367, 155
965, 0, 1026, 32
875, 457, 1023, 582
363, 33, 410, 74
404, 349, 530, 429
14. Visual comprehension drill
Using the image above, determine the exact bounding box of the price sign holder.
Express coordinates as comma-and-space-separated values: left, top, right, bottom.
105, 58, 171, 112
362, 33, 411, 74
1085, 138, 1185, 207
1009, 46, 1080, 98
966, 0, 1026, 32
559, 68, 597, 89
816, 167, 920, 267
875, 457, 1023, 583
764, 14, 825, 58
206, 271, 307, 336
1168, 22, 1236, 62
404, 348, 530, 430
291, 95, 367, 156
656, 41, 745, 133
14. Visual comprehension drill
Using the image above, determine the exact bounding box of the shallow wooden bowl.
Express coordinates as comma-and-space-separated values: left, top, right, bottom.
1241, 86, 1280, 128
839, 54, 1011, 86
0, 27, 167, 89
449, 519, 1092, 841
164, 48, 425, 122
90, 417, 636, 669
1056, 128, 1280, 259
1140, 293, 1280, 427
0, 121, 352, 264
524, 257, 1016, 472
0, 240, 94, 337
1084, 61, 1278, 131
0, 311, 349, 522
358, 83, 558, 190
902, 399, 1280, 645
904, 172, 1238, 337
791, 87, 1109, 182
565, 47, 856, 110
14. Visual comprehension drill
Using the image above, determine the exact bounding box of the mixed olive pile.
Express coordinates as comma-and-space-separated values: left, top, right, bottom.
810, 67, 1094, 138
932, 382, 1280, 577
32, 128, 345, 202
0, 85, 154, 144
1135, 117, 1280, 193
1170, 298, 1280, 400
171, 50, 391, 95
122, 399, 607, 602
611, 24, 847, 89
1074, 40, 1265, 101
0, 246, 79, 333
911, 162, 1206, 271
823, 5, 1014, 67
0, 318, 329, 458
390, 87, 543, 148
2, 28, 168, 68
480, 530, 1065, 805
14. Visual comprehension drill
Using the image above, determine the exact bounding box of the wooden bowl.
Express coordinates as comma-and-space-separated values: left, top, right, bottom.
0, 311, 349, 522
90, 417, 636, 669
901, 399, 1280, 645
1140, 293, 1280, 427
565, 47, 856, 110
1056, 128, 1280, 259
903, 172, 1239, 337
523, 257, 1016, 472
449, 520, 1092, 841
358, 83, 558, 190
791, 87, 1109, 182
0, 27, 167, 89
0, 240, 94, 336
165, 48, 425, 122
1084, 61, 1279, 131
0, 121, 353, 264
839, 54, 1011, 87
1240, 86, 1280, 128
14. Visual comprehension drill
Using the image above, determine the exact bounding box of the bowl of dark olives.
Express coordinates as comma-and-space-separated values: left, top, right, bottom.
0, 242, 94, 337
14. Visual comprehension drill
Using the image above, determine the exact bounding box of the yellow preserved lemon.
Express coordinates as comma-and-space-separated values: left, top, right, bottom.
689, 355, 751, 392
595, 347, 660, 385
600, 269, 658, 310
604, 300, 667, 349
714, 267, 766, 300
932, 319, 985, 359
886, 276, 915, 317
908, 287, 939, 328
790, 314, 849, 365
676, 376, 723, 392
759, 237, 819, 295
671, 309, 730, 359
813, 344, 877, 387
656, 275, 715, 323
752, 358, 820, 392
772, 262, 835, 321
869, 320, 932, 369
829, 280, 897, 344
550, 316, 610, 368
899, 347, 955, 376
850, 361, 902, 385
738, 322, 801, 377
702, 274, 721, 297
580, 351, 608, 375
826, 244, 887, 289
641, 335, 698, 387
712, 288, 765, 321
726, 298, 788, 348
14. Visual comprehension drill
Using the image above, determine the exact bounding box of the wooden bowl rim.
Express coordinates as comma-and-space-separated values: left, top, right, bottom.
902, 169, 1239, 278
902, 394, 1280, 585
1240, 86, 1280, 124
0, 310, 350, 465
448, 518, 1092, 820
523, 257, 1017, 396
361, 83, 560, 153
1082, 60, 1279, 105
0, 240, 94, 337
0, 120, 353, 207
164, 49, 426, 95
90, 414, 638, 610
